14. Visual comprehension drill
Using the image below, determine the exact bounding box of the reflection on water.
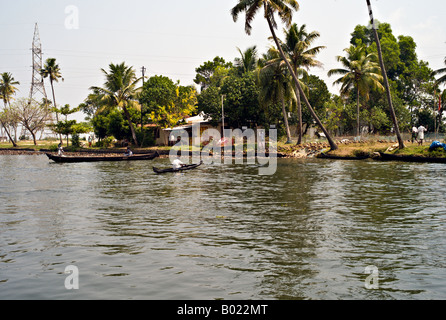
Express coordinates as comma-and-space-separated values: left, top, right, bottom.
1, 154, 446, 299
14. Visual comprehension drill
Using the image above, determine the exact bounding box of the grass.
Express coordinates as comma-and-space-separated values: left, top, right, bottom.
324, 139, 446, 159
392, 143, 446, 158
324, 140, 393, 158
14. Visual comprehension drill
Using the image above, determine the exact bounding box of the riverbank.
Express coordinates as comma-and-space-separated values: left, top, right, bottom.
2, 139, 446, 161
318, 139, 446, 160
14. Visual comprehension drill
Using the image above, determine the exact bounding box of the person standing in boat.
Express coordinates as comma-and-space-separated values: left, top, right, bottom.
417, 125, 427, 145
124, 146, 133, 156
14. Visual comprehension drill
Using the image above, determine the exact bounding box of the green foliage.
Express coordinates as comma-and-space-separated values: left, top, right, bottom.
346, 21, 438, 134
193, 57, 233, 90
138, 75, 197, 129
94, 136, 114, 148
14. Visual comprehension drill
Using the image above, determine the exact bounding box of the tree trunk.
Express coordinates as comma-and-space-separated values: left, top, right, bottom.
281, 97, 292, 143
295, 83, 303, 145
356, 87, 360, 137
266, 15, 338, 150
366, 0, 404, 149
50, 79, 63, 144
0, 119, 17, 147
123, 105, 139, 146
31, 130, 37, 146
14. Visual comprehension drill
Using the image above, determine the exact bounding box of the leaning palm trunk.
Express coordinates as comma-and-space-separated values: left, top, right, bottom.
50, 80, 63, 144
295, 85, 303, 145
266, 16, 338, 150
0, 119, 17, 147
366, 0, 404, 149
281, 97, 292, 143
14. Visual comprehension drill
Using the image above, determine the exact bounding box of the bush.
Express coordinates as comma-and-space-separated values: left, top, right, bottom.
49, 144, 59, 152
94, 136, 115, 148
71, 134, 81, 148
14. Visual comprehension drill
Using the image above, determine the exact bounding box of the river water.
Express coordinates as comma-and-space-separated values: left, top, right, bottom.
0, 154, 445, 300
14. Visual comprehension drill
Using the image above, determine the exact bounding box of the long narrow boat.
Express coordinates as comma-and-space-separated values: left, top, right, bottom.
46, 152, 159, 163
378, 152, 446, 163
153, 161, 203, 174
317, 152, 370, 160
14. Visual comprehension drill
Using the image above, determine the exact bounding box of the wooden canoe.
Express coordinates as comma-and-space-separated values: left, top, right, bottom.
378, 152, 446, 163
153, 161, 203, 174
317, 152, 370, 160
46, 152, 159, 163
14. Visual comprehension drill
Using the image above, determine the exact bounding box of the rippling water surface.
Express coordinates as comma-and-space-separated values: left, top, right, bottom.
1, 154, 446, 299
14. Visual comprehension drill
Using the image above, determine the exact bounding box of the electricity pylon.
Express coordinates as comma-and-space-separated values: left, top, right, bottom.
29, 23, 48, 102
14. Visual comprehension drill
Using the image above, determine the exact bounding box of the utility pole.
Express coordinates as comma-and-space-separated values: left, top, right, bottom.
140, 66, 147, 146
221, 94, 225, 139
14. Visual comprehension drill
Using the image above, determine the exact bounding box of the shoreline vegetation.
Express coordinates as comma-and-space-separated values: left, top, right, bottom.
2, 138, 446, 161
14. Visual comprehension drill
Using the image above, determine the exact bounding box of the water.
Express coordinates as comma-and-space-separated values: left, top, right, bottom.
1, 154, 446, 300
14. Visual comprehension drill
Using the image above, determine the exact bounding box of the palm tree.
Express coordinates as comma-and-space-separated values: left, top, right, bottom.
0, 72, 20, 107
328, 45, 384, 137
0, 72, 20, 146
234, 45, 259, 75
432, 57, 446, 86
281, 24, 325, 145
231, 0, 338, 150
365, 0, 404, 149
90, 62, 142, 146
41, 58, 63, 143
258, 47, 296, 143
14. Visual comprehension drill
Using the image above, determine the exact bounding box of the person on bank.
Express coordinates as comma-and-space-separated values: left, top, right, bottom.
417, 125, 427, 146
124, 147, 133, 156
411, 126, 418, 143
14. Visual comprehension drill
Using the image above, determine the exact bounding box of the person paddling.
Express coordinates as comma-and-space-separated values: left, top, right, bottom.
124, 147, 133, 156
57, 143, 64, 156
172, 156, 186, 170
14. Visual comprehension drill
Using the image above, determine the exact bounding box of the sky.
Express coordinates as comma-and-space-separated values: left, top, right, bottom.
1, 0, 445, 121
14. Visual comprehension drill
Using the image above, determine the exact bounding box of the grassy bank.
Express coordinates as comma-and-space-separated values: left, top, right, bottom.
324, 140, 446, 159
4, 139, 446, 159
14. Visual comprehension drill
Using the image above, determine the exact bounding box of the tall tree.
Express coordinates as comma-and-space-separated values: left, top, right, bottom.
365, 0, 404, 148
0, 72, 20, 146
194, 57, 233, 91
231, 0, 338, 150
41, 58, 63, 143
328, 44, 384, 136
258, 47, 295, 143
281, 23, 325, 144
90, 62, 142, 146
10, 98, 52, 145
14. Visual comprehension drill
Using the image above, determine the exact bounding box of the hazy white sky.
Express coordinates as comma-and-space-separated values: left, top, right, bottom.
1, 0, 445, 119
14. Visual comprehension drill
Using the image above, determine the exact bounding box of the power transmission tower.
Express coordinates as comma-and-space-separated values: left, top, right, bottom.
29, 23, 48, 102
25, 23, 49, 139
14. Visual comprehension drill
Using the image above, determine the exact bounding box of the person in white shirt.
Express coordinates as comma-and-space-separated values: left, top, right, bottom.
172, 157, 185, 170
57, 143, 64, 156
417, 125, 427, 145
411, 126, 418, 143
